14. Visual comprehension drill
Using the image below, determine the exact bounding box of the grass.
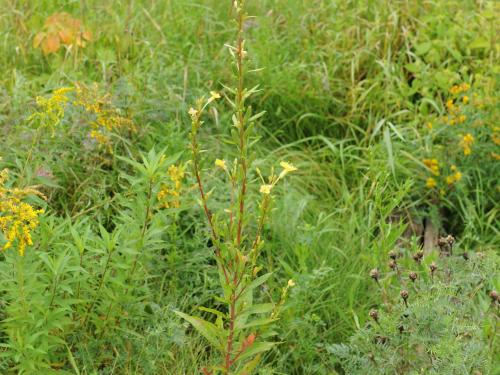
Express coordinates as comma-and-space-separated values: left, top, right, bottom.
0, 0, 498, 373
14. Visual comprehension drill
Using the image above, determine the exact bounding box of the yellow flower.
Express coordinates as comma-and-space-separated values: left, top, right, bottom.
259, 184, 273, 195
210, 91, 221, 101
287, 279, 296, 287
446, 99, 454, 110
426, 122, 433, 130
188, 107, 199, 120
215, 159, 227, 170
280, 161, 297, 173
462, 96, 469, 104
0, 169, 44, 256
458, 114, 466, 124
460, 133, 474, 155
423, 159, 439, 176
426, 177, 437, 189
454, 171, 462, 182
451, 165, 457, 172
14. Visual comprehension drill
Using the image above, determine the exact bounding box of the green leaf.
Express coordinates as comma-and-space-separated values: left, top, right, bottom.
238, 273, 272, 301
174, 311, 224, 350
415, 42, 432, 56
468, 37, 489, 50
235, 342, 276, 364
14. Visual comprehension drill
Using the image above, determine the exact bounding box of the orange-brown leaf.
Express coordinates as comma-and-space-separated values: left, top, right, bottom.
58, 29, 74, 44
42, 33, 61, 55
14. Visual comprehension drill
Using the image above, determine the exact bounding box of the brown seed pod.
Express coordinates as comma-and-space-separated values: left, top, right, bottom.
388, 250, 398, 260
462, 252, 469, 261
370, 268, 380, 282
369, 309, 379, 323
409, 272, 418, 282
412, 250, 424, 263
429, 262, 437, 273
489, 290, 499, 303
388, 259, 397, 270
400, 290, 409, 306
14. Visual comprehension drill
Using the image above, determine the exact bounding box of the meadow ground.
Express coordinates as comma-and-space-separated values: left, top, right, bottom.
0, 1, 498, 374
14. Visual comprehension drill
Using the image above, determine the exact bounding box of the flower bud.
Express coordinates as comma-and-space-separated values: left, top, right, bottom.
369, 268, 380, 282
490, 290, 499, 303
409, 272, 418, 282
369, 309, 379, 323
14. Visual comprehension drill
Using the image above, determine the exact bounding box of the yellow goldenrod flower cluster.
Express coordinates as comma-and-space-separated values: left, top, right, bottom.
423, 159, 440, 176
157, 164, 184, 209
0, 169, 44, 256
74, 84, 136, 152
28, 87, 73, 136
460, 133, 474, 155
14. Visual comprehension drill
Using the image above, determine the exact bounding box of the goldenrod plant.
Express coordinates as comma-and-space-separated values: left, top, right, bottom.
176, 1, 297, 373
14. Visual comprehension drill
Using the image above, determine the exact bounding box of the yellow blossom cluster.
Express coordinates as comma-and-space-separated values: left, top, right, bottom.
74, 84, 136, 151
443, 83, 471, 126
0, 169, 44, 256
460, 133, 474, 155
446, 165, 462, 185
449, 83, 470, 95
28, 87, 73, 136
259, 161, 298, 195
157, 165, 184, 209
423, 159, 439, 176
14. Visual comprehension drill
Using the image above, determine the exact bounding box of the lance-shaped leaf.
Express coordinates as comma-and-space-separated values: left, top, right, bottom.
174, 311, 224, 351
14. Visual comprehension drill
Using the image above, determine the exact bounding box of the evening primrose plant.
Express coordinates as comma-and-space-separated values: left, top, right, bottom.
176, 1, 297, 374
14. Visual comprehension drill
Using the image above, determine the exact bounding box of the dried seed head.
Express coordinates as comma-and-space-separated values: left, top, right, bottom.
445, 234, 455, 245
409, 272, 418, 282
388, 259, 397, 270
462, 252, 469, 261
369, 309, 379, 322
398, 325, 404, 334
429, 262, 437, 273
489, 290, 499, 303
412, 251, 424, 263
369, 268, 380, 282
388, 250, 398, 260
400, 290, 409, 301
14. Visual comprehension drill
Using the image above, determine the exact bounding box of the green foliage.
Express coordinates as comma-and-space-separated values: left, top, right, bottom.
330, 249, 499, 374
0, 0, 498, 373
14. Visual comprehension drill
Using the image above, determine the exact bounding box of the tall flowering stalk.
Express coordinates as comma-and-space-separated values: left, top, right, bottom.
176, 1, 297, 374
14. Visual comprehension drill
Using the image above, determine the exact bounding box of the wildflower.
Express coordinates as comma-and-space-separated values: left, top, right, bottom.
0, 169, 44, 256
462, 95, 469, 104
426, 177, 437, 189
215, 159, 227, 171
460, 82, 470, 92
287, 279, 295, 287
460, 133, 474, 155
446, 99, 454, 110
158, 164, 184, 209
426, 122, 433, 130
279, 161, 298, 178
28, 87, 73, 136
208, 91, 221, 104
188, 107, 199, 120
458, 114, 466, 124
423, 158, 439, 175
259, 184, 272, 195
